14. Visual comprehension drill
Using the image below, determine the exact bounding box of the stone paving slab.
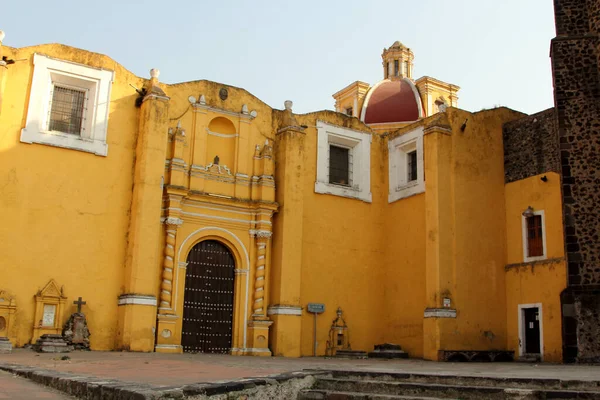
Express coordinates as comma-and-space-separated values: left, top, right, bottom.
0, 370, 75, 399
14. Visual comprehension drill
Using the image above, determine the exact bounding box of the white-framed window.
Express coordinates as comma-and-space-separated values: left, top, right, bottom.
20, 53, 114, 156
315, 120, 372, 202
522, 210, 547, 262
388, 126, 424, 202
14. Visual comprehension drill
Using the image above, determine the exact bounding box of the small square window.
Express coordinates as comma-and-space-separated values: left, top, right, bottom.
346, 107, 353, 117
526, 215, 544, 257
48, 85, 87, 135
329, 145, 350, 186
407, 150, 417, 182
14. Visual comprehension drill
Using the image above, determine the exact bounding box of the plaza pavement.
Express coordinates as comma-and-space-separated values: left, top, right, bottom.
0, 370, 75, 399
1, 349, 599, 389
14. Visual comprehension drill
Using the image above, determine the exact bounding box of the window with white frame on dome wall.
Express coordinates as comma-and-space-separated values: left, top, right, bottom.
388, 126, 424, 202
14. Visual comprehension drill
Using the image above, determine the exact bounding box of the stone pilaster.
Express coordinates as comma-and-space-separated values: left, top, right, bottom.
269, 101, 305, 357
551, 0, 600, 363
117, 69, 170, 352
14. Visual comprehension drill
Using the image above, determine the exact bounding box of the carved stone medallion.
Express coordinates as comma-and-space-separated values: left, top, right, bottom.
219, 88, 228, 101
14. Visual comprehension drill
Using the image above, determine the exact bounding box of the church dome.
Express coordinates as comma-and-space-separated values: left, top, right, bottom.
361, 78, 423, 124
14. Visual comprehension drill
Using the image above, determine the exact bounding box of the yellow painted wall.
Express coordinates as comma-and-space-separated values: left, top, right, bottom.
0, 44, 143, 349
383, 193, 426, 357
439, 108, 520, 352
504, 172, 566, 362
292, 112, 386, 356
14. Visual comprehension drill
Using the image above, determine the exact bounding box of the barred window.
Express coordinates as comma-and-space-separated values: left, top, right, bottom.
407, 150, 417, 182
48, 85, 86, 135
329, 145, 350, 186
526, 215, 544, 257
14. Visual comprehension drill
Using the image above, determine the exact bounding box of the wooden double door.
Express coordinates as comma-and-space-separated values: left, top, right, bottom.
181, 240, 235, 353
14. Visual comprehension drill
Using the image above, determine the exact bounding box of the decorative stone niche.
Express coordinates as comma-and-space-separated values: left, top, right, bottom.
32, 280, 67, 343
0, 289, 17, 343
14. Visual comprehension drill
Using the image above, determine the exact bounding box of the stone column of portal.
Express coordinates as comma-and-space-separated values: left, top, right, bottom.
268, 101, 305, 357
116, 69, 170, 352
422, 117, 456, 361
247, 230, 274, 355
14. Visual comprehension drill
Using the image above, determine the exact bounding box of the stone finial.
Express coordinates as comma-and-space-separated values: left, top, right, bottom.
0, 30, 5, 43
242, 104, 249, 114
280, 100, 301, 130
150, 69, 160, 80
199, 95, 206, 105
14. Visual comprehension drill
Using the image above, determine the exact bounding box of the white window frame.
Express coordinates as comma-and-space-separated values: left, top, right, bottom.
521, 210, 547, 262
20, 53, 114, 156
517, 303, 544, 361
315, 120, 372, 203
388, 126, 424, 202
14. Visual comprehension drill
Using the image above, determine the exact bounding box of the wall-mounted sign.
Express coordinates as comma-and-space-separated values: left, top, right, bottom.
307, 303, 325, 314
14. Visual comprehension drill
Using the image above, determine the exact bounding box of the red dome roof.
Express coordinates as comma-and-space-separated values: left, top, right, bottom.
361, 79, 423, 124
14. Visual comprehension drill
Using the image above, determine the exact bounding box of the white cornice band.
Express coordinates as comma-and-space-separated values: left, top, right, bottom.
118, 295, 158, 306
267, 306, 302, 316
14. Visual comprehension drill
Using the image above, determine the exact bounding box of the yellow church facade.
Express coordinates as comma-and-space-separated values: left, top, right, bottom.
0, 36, 567, 362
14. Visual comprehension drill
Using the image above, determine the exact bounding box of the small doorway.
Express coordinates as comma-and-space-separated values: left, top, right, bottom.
181, 240, 235, 353
519, 304, 543, 360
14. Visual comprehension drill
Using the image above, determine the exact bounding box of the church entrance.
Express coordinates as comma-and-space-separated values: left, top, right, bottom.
181, 240, 235, 353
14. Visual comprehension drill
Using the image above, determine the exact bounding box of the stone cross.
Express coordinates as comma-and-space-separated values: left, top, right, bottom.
73, 297, 86, 313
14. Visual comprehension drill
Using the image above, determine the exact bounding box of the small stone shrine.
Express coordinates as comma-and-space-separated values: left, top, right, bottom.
327, 307, 368, 359
32, 334, 73, 353
0, 337, 12, 353
62, 297, 90, 350
368, 343, 408, 359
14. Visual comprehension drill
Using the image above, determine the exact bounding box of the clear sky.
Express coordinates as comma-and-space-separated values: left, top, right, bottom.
2, 0, 556, 115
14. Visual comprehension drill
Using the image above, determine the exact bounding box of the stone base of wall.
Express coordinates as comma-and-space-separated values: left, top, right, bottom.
561, 288, 600, 363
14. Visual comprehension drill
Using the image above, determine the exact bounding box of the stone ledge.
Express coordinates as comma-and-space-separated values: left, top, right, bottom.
0, 363, 323, 400
0, 363, 184, 399
505, 257, 565, 271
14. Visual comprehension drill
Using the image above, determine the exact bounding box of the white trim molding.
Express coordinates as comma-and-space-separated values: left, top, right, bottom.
267, 305, 303, 316
388, 126, 425, 202
423, 308, 456, 318
118, 294, 157, 306
315, 120, 372, 203
521, 210, 547, 262
154, 344, 183, 350
20, 53, 114, 156
518, 303, 544, 361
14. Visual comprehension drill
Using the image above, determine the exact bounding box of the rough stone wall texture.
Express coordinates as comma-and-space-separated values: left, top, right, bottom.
552, 0, 600, 362
503, 108, 559, 183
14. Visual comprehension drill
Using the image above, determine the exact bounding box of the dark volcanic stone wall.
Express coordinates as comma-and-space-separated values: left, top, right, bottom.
551, 0, 600, 362
503, 108, 559, 183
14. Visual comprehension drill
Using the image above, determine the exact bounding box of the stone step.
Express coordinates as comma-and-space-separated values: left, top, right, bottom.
321, 370, 600, 392
312, 378, 600, 399
298, 389, 452, 399
334, 350, 369, 359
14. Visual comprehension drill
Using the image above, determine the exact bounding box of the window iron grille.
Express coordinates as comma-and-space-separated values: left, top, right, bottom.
48, 85, 86, 135
329, 145, 351, 186
407, 150, 418, 182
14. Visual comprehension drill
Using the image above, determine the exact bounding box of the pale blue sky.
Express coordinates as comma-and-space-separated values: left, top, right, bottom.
2, 0, 556, 115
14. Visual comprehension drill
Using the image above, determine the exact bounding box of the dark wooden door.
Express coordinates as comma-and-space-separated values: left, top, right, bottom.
524, 308, 541, 354
181, 240, 235, 353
